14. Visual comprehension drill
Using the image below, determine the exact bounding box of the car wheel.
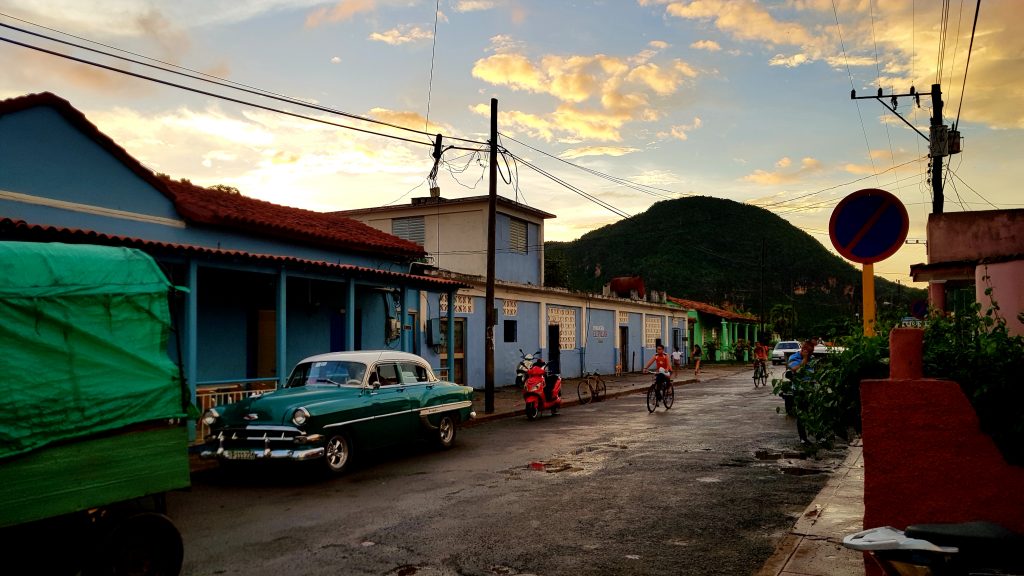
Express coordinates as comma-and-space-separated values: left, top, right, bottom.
324, 433, 352, 475
436, 413, 457, 449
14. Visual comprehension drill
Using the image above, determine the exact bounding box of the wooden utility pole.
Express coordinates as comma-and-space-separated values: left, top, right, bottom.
928, 83, 944, 214
485, 98, 497, 413
852, 83, 956, 215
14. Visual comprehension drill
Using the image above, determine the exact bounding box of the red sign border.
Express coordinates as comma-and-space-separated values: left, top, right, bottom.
829, 188, 909, 264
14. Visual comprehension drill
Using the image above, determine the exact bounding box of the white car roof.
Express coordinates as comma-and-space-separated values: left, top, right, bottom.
297, 350, 429, 366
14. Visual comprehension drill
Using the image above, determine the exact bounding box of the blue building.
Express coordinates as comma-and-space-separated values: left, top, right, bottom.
0, 92, 468, 440
343, 196, 695, 386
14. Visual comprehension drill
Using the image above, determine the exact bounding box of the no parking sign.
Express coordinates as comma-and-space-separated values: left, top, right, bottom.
829, 189, 909, 335
829, 189, 909, 264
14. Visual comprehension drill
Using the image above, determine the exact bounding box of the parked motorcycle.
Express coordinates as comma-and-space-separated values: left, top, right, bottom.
522, 359, 561, 420
843, 521, 1024, 575
515, 349, 540, 388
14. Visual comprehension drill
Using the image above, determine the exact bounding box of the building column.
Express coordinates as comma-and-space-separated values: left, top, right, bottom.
446, 289, 456, 380
929, 281, 946, 314
276, 268, 288, 389
400, 286, 410, 352
346, 281, 356, 351
185, 259, 199, 441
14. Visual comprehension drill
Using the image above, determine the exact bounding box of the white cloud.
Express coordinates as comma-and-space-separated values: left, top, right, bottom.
369, 25, 434, 45
330, 56, 342, 64
691, 40, 721, 52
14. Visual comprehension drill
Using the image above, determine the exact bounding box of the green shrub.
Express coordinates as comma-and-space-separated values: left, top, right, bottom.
784, 284, 1024, 464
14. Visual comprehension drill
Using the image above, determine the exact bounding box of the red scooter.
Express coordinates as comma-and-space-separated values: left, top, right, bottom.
522, 359, 562, 420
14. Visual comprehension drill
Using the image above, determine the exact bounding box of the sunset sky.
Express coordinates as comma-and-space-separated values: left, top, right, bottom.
1, 1, 1021, 289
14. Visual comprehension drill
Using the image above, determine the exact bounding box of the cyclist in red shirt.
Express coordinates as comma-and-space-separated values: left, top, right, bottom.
643, 344, 673, 398
753, 341, 768, 367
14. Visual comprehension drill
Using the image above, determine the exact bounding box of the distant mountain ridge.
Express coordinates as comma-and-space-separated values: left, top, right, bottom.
544, 196, 924, 335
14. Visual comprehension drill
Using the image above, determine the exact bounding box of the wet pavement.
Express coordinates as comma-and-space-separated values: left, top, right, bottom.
470, 363, 866, 576
191, 362, 866, 575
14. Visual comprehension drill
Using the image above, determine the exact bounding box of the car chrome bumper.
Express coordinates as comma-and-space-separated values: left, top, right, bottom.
200, 446, 325, 462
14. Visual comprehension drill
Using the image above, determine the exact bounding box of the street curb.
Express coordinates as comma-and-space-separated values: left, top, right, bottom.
463, 377, 700, 428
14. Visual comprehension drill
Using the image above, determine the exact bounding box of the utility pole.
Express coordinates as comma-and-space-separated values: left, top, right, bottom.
851, 83, 960, 215
759, 238, 765, 337
484, 98, 497, 413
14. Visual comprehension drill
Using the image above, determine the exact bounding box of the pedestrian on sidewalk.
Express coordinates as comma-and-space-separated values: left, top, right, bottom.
692, 343, 702, 377
671, 348, 682, 369
786, 338, 818, 444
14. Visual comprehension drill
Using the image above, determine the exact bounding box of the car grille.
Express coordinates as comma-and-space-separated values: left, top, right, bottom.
209, 425, 303, 448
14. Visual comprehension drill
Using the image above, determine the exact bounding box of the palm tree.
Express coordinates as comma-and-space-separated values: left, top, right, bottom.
770, 304, 797, 340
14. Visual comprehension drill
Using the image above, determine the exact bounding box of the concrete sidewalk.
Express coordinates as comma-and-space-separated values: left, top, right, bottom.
470, 363, 867, 576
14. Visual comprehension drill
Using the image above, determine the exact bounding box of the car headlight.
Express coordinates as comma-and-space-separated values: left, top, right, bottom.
202, 408, 220, 426
292, 407, 310, 426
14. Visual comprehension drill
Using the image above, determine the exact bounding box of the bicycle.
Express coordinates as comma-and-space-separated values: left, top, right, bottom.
752, 359, 768, 388
645, 370, 674, 413
577, 371, 607, 404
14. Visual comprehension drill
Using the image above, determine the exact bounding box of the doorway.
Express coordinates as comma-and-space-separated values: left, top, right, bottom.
547, 324, 561, 374
439, 318, 466, 384
619, 326, 630, 373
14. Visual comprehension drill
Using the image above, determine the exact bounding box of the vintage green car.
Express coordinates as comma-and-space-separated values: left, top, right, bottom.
200, 351, 475, 475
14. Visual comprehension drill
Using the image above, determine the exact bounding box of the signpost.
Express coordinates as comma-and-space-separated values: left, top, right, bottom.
829, 189, 909, 336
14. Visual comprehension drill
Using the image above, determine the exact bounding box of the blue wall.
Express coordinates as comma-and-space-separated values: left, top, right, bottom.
497, 299, 541, 385
583, 308, 616, 374
0, 107, 397, 273
543, 304, 582, 379
495, 214, 541, 285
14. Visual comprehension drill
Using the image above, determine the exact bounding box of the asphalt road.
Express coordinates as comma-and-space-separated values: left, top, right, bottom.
169, 368, 847, 576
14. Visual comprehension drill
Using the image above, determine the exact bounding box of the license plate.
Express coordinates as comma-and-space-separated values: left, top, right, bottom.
225, 450, 256, 460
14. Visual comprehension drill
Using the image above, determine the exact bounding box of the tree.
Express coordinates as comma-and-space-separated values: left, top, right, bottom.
770, 304, 797, 339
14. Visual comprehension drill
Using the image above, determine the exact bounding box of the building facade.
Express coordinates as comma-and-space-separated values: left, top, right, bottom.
0, 93, 467, 441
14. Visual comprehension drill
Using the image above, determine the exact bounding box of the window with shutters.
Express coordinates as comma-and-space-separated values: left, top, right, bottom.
509, 218, 528, 254
392, 216, 425, 246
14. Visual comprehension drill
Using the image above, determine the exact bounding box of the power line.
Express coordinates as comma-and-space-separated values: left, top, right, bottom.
945, 166, 999, 209
0, 34, 486, 152
424, 0, 440, 133
954, 0, 981, 130
505, 151, 632, 219
750, 156, 924, 210
499, 132, 680, 200
831, 0, 879, 185
0, 16, 488, 148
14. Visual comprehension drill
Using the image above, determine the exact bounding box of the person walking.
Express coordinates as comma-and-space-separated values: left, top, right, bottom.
692, 343, 702, 377
671, 348, 682, 369
786, 338, 817, 444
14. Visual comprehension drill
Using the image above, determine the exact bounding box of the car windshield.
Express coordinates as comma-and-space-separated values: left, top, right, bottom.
286, 361, 367, 387
776, 343, 799, 350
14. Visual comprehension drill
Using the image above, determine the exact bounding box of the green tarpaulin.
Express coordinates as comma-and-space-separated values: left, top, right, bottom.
0, 242, 184, 460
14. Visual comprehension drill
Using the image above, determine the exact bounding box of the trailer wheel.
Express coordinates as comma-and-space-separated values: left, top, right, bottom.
97, 512, 183, 576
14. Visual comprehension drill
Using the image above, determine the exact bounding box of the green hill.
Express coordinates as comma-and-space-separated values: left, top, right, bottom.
544, 196, 925, 338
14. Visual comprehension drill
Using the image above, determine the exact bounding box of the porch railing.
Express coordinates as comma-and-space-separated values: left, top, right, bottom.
194, 378, 278, 444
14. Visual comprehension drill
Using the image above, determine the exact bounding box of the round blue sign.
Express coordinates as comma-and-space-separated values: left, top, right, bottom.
829, 189, 909, 264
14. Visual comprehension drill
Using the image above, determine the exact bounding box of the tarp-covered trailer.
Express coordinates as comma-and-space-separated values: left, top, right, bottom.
0, 242, 190, 575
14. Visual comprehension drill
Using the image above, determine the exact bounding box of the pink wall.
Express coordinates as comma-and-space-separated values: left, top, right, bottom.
861, 328, 1024, 533
977, 261, 1024, 337
927, 209, 1023, 263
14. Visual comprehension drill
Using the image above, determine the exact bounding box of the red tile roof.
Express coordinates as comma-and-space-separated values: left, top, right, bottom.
0, 218, 466, 291
668, 296, 758, 322
160, 178, 425, 259
0, 92, 425, 261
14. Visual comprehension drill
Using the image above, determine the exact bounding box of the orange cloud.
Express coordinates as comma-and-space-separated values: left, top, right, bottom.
306, 0, 376, 27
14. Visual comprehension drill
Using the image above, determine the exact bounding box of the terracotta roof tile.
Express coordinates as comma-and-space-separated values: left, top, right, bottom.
0, 218, 465, 290
668, 296, 758, 322
161, 179, 425, 259
0, 92, 426, 261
